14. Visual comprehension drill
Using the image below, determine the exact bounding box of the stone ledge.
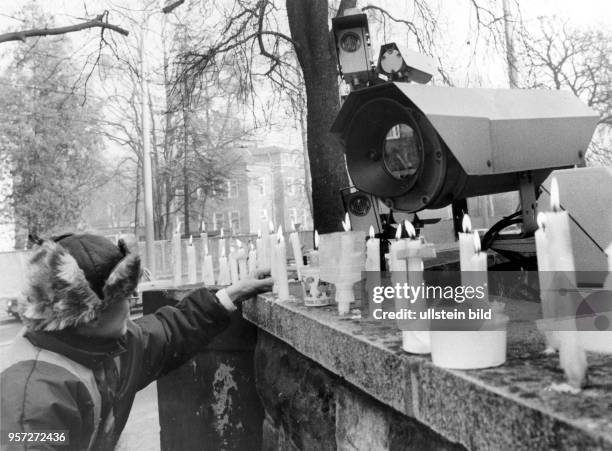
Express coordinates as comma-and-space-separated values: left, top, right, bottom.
243, 294, 612, 450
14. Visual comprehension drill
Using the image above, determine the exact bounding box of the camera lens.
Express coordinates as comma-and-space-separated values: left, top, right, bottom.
383, 123, 422, 180
340, 32, 361, 52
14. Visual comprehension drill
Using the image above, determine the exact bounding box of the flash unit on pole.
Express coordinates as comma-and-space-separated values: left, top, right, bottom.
332, 8, 373, 89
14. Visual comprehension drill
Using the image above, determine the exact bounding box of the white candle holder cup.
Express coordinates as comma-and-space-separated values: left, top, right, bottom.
319, 231, 366, 315
300, 265, 333, 307
431, 313, 509, 369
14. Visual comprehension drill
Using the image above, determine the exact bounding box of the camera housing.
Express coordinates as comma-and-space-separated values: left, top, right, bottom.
331, 82, 599, 213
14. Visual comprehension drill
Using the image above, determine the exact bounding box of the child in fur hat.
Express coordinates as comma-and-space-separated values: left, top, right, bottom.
0, 233, 273, 451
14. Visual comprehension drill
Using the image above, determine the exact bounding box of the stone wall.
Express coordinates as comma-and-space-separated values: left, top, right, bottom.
255, 331, 464, 451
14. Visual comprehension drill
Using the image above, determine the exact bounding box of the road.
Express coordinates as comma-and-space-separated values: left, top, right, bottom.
0, 316, 22, 345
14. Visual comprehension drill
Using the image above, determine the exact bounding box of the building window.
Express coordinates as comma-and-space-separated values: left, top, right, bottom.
227, 179, 238, 198
289, 208, 299, 227
302, 209, 310, 227
286, 177, 296, 195
213, 213, 225, 231
230, 211, 240, 232
256, 177, 266, 196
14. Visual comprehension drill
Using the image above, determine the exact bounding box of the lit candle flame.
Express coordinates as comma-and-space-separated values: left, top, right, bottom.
175, 217, 181, 234
473, 231, 481, 254
369, 225, 375, 239
462, 214, 472, 233
314, 230, 319, 250
277, 226, 284, 243
395, 222, 403, 240
550, 177, 560, 212
220, 228, 224, 238
269, 221, 275, 233
342, 212, 351, 231
536, 212, 547, 230
404, 220, 416, 239
189, 235, 193, 246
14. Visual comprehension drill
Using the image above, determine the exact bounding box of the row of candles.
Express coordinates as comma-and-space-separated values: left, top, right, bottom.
171, 219, 305, 299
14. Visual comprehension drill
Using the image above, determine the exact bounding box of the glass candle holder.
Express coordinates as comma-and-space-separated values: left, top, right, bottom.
300, 265, 333, 307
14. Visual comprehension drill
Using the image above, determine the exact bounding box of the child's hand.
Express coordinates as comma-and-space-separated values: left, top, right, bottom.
225, 269, 273, 304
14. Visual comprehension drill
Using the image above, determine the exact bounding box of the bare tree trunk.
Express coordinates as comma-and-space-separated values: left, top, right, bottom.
182, 85, 190, 237
299, 106, 314, 218
503, 0, 518, 88
286, 0, 351, 233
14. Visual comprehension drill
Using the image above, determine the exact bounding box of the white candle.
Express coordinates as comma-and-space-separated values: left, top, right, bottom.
248, 242, 257, 276
186, 235, 197, 284
541, 177, 585, 389
236, 240, 248, 280
401, 221, 431, 354
217, 242, 231, 286
275, 226, 290, 300
545, 178, 576, 276
218, 228, 226, 261
309, 231, 320, 266
270, 223, 278, 294
172, 219, 182, 286
365, 225, 380, 272
203, 253, 215, 286
535, 212, 556, 349
389, 223, 407, 272
469, 231, 488, 298
229, 244, 239, 284
267, 221, 276, 271
200, 227, 209, 282
459, 214, 476, 274
340, 213, 353, 269
256, 230, 266, 270
201, 222, 209, 260
541, 178, 577, 319
289, 223, 304, 280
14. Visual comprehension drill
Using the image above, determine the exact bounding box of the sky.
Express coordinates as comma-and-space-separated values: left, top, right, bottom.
1, 0, 611, 149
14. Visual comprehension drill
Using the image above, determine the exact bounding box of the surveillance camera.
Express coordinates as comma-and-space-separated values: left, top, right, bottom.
331, 82, 598, 213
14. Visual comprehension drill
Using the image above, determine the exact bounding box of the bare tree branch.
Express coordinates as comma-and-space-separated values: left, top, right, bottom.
0, 11, 129, 44
162, 0, 186, 14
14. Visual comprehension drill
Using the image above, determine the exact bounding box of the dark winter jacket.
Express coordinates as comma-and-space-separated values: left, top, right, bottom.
0, 288, 231, 451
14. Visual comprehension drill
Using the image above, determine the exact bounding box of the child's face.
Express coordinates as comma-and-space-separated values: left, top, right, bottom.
77, 298, 131, 338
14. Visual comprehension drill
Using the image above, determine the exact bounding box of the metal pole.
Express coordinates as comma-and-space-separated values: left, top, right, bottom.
141, 26, 155, 276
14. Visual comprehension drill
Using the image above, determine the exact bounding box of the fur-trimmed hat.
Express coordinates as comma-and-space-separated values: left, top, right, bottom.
19, 234, 141, 331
